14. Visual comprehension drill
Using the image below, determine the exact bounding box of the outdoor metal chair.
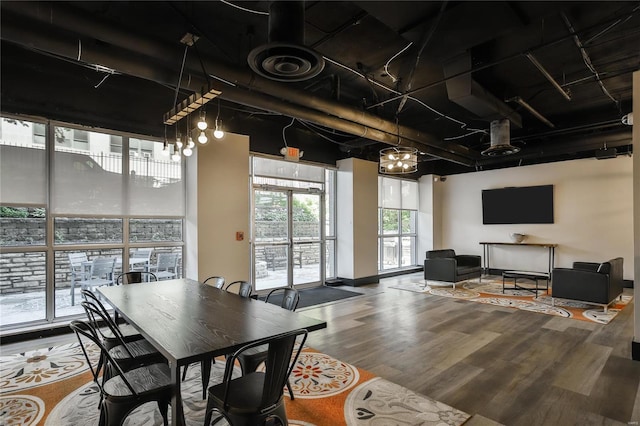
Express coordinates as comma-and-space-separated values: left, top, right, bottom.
149, 253, 179, 280
129, 248, 153, 272
69, 252, 89, 306
204, 328, 308, 426
75, 257, 116, 302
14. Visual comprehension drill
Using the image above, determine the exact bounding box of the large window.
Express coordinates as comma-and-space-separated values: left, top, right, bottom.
378, 177, 418, 271
0, 116, 185, 329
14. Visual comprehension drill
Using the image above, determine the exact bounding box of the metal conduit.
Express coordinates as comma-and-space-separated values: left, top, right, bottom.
1, 1, 477, 162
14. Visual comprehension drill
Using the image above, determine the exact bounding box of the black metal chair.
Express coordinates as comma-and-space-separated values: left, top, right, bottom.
81, 300, 165, 381
204, 328, 308, 426
70, 320, 173, 426
116, 271, 157, 285
235, 287, 300, 400
181, 275, 225, 395
203, 276, 225, 289
81, 289, 143, 345
225, 280, 252, 298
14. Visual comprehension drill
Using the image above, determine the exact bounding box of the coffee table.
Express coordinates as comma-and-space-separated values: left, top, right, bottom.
502, 270, 550, 298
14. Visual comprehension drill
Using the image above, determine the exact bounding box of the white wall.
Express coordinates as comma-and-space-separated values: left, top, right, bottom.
436, 157, 634, 279
336, 158, 379, 280
192, 133, 251, 283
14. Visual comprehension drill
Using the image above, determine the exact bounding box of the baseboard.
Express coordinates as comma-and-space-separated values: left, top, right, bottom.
1, 323, 73, 345
338, 275, 380, 287
632, 340, 640, 361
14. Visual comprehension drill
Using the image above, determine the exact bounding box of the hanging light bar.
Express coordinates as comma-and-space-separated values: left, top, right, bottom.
163, 84, 222, 125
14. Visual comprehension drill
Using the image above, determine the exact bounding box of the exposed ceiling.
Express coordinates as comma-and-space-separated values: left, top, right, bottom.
1, 1, 638, 177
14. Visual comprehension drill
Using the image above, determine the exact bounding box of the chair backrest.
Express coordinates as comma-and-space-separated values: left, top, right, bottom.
70, 320, 139, 396
90, 257, 116, 279
81, 289, 114, 320
204, 276, 225, 289
131, 248, 153, 261
68, 252, 88, 269
117, 271, 158, 285
81, 300, 132, 357
425, 249, 456, 259
265, 287, 300, 311
222, 329, 307, 409
225, 280, 252, 298
155, 253, 178, 271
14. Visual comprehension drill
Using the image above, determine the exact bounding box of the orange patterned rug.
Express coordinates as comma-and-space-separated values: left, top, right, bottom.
0, 343, 471, 425
391, 277, 632, 324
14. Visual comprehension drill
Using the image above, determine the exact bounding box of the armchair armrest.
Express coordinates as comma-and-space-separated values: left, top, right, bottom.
424, 257, 457, 282
551, 268, 610, 304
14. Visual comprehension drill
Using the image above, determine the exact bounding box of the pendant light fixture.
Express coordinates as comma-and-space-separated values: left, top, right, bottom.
213, 99, 224, 139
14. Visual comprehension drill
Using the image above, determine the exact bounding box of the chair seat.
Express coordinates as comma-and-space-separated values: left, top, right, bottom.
101, 323, 142, 342
103, 363, 172, 397
208, 372, 277, 414
108, 339, 164, 363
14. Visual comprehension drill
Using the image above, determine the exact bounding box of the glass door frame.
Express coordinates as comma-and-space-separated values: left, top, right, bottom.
251, 185, 325, 292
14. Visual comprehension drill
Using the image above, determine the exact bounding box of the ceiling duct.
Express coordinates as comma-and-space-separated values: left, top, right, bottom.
248, 1, 325, 82
443, 52, 522, 128
481, 119, 520, 156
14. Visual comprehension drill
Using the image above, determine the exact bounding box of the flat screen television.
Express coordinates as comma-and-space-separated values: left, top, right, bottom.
482, 185, 554, 224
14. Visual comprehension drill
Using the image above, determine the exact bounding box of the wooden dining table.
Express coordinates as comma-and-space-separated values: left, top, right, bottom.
98, 278, 327, 426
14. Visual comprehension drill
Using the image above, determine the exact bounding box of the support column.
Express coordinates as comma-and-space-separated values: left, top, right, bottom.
336, 158, 379, 286
633, 70, 640, 361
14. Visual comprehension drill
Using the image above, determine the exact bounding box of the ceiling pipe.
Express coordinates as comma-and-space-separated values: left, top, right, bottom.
506, 96, 555, 128
0, 1, 477, 162
525, 52, 572, 101
0, 17, 474, 166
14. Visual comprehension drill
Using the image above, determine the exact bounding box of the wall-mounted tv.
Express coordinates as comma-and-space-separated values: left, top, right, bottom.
482, 185, 554, 224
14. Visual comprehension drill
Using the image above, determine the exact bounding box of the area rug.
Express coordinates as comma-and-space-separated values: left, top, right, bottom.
390, 278, 632, 324
0, 342, 470, 425
264, 286, 363, 309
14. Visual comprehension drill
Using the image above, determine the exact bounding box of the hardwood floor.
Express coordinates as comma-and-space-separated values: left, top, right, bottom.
2, 272, 638, 425
300, 273, 640, 426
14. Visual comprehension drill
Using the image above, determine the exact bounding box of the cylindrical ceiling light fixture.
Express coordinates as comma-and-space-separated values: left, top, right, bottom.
379, 146, 418, 174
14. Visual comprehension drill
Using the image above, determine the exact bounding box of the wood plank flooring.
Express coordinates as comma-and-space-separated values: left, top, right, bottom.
300, 273, 640, 426
2, 272, 638, 425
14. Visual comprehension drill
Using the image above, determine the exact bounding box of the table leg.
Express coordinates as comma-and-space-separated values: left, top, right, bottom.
171, 362, 185, 426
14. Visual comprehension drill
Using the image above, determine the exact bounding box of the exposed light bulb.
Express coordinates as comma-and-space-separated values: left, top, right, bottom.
214, 119, 224, 139
403, 153, 410, 160
388, 154, 395, 160
171, 151, 181, 162
176, 139, 183, 149
196, 111, 208, 130
396, 161, 402, 167
198, 131, 208, 144
183, 146, 193, 156
387, 163, 394, 170
187, 137, 195, 149
403, 163, 409, 169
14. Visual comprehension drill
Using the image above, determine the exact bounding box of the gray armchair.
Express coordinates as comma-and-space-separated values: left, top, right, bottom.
551, 257, 623, 312
424, 249, 482, 287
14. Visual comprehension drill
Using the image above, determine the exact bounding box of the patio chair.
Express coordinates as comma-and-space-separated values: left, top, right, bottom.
129, 248, 153, 272
69, 320, 173, 426
204, 328, 308, 426
149, 253, 179, 280
75, 257, 116, 300
69, 252, 89, 306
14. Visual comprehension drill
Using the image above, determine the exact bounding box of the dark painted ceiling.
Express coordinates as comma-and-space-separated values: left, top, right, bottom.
1, 1, 638, 176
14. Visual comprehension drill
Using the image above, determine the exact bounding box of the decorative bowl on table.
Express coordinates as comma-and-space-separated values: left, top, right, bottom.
510, 233, 527, 243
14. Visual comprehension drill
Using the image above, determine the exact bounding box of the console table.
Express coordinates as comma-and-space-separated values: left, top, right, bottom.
479, 242, 558, 276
